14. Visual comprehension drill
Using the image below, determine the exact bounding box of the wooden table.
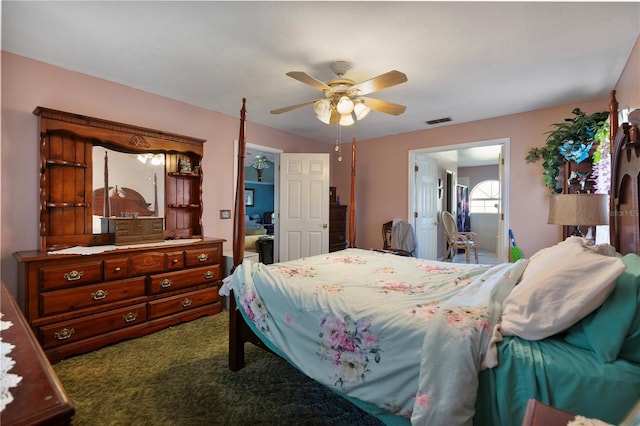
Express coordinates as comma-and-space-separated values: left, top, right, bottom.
1, 283, 75, 425
521, 399, 576, 426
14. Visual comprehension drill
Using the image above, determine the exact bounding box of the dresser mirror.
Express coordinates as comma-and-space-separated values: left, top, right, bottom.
35, 106, 206, 251
91, 146, 166, 234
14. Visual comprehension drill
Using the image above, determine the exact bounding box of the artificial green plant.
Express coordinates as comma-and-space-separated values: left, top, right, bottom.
526, 108, 609, 192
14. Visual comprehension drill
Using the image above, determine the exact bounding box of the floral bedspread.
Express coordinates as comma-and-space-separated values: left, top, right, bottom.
221, 248, 528, 425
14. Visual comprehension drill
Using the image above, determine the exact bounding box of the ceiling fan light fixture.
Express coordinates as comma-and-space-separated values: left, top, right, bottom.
353, 102, 371, 120
314, 99, 331, 124
313, 99, 330, 115
272, 63, 407, 127
339, 113, 355, 126
317, 114, 331, 124
336, 96, 354, 115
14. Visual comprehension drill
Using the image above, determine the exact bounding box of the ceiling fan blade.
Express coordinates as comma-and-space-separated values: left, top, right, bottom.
270, 100, 318, 115
360, 97, 407, 116
350, 70, 407, 96
286, 71, 333, 92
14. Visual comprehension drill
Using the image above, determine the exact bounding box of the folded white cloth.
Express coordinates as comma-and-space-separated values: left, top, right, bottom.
567, 415, 613, 426
0, 314, 22, 412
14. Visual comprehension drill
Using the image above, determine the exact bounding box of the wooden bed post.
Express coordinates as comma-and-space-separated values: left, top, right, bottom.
103, 151, 110, 218
349, 138, 356, 248
230, 98, 247, 371
608, 90, 619, 249
608, 89, 640, 255
609, 90, 619, 143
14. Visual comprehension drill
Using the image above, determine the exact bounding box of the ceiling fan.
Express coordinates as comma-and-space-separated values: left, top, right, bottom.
270, 61, 408, 126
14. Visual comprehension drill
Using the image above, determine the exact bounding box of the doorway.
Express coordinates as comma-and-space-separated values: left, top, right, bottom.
233, 142, 332, 263
233, 141, 282, 262
409, 138, 510, 263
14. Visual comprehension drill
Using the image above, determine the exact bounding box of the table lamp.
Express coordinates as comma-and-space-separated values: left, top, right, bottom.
548, 193, 609, 242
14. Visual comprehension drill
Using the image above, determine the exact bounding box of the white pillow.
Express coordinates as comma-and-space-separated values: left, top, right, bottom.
501, 237, 625, 340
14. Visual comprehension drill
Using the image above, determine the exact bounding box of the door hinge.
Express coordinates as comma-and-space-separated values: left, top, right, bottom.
414, 164, 419, 172
414, 211, 418, 218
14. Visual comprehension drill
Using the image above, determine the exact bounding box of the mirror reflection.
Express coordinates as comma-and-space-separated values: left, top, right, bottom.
91, 146, 165, 233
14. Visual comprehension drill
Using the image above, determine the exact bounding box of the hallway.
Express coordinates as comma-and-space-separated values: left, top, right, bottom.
447, 248, 499, 265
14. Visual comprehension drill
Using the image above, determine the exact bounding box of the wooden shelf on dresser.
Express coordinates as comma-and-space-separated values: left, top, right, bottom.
14, 238, 225, 363
329, 203, 348, 252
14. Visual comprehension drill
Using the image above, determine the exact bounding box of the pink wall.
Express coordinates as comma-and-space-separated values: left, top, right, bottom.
331, 35, 639, 255
458, 165, 499, 191
332, 97, 637, 256
0, 52, 329, 296
2, 34, 638, 297
614, 36, 640, 113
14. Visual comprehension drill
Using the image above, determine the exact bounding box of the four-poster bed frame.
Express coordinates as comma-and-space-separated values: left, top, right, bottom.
225, 91, 640, 421
228, 99, 359, 370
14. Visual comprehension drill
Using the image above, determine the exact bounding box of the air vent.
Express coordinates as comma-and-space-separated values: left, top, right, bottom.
425, 117, 452, 125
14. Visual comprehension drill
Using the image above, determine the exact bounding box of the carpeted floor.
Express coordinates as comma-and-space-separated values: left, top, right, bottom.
53, 311, 384, 425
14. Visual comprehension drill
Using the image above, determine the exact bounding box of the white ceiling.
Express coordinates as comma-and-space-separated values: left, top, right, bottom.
3, 1, 639, 156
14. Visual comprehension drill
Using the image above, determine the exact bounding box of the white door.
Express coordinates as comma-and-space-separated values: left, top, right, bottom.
414, 154, 439, 259
279, 153, 330, 261
497, 146, 505, 262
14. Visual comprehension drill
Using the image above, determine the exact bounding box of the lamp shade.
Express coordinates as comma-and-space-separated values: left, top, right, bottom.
313, 99, 331, 124
336, 96, 354, 114
548, 194, 609, 226
339, 113, 355, 126
353, 102, 371, 120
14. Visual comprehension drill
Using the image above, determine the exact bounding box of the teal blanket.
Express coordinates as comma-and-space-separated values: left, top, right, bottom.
475, 336, 640, 425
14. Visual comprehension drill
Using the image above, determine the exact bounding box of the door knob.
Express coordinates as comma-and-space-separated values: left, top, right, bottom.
322, 223, 328, 228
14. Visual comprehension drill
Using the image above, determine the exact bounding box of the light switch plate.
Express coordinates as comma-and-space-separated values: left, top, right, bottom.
220, 209, 231, 219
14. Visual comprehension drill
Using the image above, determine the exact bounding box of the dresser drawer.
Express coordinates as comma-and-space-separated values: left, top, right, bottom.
330, 231, 346, 243
165, 251, 184, 271
39, 303, 147, 349
40, 261, 103, 291
129, 251, 166, 275
40, 277, 146, 316
330, 221, 346, 232
330, 207, 347, 220
148, 287, 219, 320
185, 246, 221, 267
149, 265, 220, 294
103, 257, 129, 281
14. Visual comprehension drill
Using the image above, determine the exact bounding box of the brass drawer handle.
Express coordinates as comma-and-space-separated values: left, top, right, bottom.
123, 312, 138, 323
64, 270, 83, 281
172, 259, 179, 264
197, 253, 208, 262
181, 298, 193, 308
54, 328, 75, 340
204, 270, 214, 279
159, 278, 172, 288
114, 267, 121, 272
91, 289, 109, 300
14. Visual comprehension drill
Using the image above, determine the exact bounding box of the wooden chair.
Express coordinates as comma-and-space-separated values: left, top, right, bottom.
382, 220, 414, 257
441, 211, 478, 263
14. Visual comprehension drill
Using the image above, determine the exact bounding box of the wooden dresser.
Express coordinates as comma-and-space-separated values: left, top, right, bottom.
329, 203, 348, 252
1, 282, 75, 425
14, 238, 224, 363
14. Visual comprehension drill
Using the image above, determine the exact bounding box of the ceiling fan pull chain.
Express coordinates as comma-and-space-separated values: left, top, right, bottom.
337, 124, 343, 162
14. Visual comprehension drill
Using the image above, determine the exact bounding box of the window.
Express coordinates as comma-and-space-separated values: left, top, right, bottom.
470, 180, 500, 213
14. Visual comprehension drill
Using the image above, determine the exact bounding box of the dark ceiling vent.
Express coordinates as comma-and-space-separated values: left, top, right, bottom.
425, 117, 452, 125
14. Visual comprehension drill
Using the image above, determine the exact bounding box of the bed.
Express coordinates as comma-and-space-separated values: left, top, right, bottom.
222, 93, 640, 425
